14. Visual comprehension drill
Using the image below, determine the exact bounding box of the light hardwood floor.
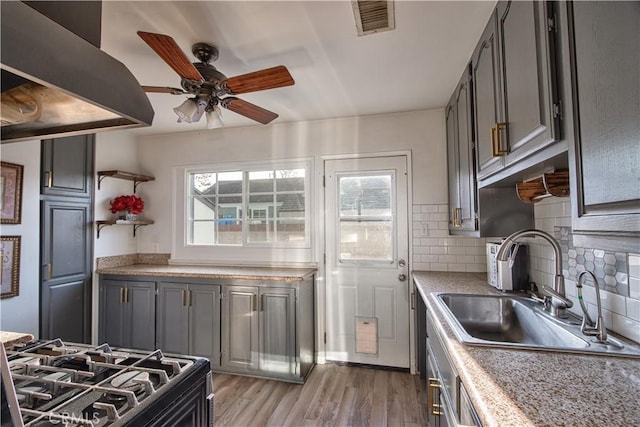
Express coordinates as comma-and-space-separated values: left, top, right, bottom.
212, 363, 427, 427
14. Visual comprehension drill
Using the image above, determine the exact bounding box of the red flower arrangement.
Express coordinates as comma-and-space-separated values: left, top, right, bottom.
110, 195, 145, 215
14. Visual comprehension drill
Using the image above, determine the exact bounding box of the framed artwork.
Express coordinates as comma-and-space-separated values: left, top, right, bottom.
1, 161, 24, 224
1, 235, 21, 298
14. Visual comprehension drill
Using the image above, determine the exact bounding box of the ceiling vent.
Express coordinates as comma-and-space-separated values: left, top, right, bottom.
351, 0, 395, 36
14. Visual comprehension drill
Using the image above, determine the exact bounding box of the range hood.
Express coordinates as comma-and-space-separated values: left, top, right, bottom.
1, 1, 154, 143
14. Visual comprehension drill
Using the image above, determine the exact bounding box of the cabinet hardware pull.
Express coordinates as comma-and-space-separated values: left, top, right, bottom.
456, 207, 462, 226
495, 122, 508, 156
452, 207, 462, 227
181, 290, 185, 307
46, 171, 52, 188
188, 290, 192, 307
45, 263, 52, 280
120, 287, 125, 304
410, 291, 415, 310
428, 378, 443, 416
252, 294, 257, 312
260, 294, 264, 311
125, 287, 129, 303
491, 126, 497, 157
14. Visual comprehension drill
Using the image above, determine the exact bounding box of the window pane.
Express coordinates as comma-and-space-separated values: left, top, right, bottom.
249, 170, 274, 193
217, 220, 243, 244
339, 175, 392, 217
218, 171, 242, 195
248, 219, 274, 243
339, 220, 392, 261
192, 173, 216, 193
277, 193, 305, 218
277, 219, 305, 242
193, 197, 216, 220
193, 221, 215, 244
276, 169, 305, 191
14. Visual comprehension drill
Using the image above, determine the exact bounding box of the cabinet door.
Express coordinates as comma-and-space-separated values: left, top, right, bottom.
454, 69, 476, 232
125, 281, 156, 350
498, 1, 559, 165
567, 1, 640, 234
41, 134, 94, 198
189, 284, 221, 366
260, 287, 296, 376
157, 282, 190, 355
221, 286, 259, 371
100, 280, 126, 347
446, 97, 460, 232
41, 199, 92, 343
472, 10, 503, 179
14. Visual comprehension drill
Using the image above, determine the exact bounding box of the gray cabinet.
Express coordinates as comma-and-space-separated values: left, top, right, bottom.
447, 66, 477, 233
220, 277, 315, 383
40, 133, 94, 344
41, 134, 94, 198
157, 282, 221, 366
221, 285, 260, 371
561, 1, 640, 238
99, 278, 156, 350
474, 1, 561, 185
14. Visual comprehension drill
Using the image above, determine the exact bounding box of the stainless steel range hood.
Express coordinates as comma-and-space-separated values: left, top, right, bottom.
1, 1, 154, 143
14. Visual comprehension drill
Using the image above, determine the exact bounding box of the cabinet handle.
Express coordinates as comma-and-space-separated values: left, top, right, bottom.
260, 294, 264, 311
45, 170, 52, 188
120, 287, 125, 304
492, 122, 508, 157
125, 287, 129, 303
188, 290, 192, 307
252, 294, 257, 312
428, 378, 443, 416
44, 263, 52, 280
410, 291, 415, 310
181, 290, 186, 307
452, 207, 462, 227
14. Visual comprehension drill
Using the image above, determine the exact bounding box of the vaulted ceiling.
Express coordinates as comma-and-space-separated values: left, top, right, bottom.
100, 1, 496, 135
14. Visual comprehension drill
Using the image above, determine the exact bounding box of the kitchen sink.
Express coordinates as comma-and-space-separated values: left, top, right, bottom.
433, 293, 640, 358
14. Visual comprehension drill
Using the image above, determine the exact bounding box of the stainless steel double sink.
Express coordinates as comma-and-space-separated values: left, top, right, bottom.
433, 293, 640, 358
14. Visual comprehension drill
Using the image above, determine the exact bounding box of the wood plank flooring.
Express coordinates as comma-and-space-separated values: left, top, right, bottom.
213, 363, 427, 427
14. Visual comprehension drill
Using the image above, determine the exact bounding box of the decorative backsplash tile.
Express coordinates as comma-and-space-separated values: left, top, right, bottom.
555, 226, 629, 296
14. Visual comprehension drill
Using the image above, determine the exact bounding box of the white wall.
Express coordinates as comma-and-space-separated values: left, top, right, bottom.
92, 131, 143, 341
0, 139, 41, 337
137, 109, 446, 255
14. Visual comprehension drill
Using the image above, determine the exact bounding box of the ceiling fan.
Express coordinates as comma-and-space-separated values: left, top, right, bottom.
137, 31, 295, 127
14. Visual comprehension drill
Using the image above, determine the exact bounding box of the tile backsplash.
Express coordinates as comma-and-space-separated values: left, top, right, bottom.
412, 204, 486, 273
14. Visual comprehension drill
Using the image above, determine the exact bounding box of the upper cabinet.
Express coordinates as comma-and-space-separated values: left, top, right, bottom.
473, 1, 562, 185
447, 66, 477, 233
560, 1, 640, 237
41, 134, 94, 198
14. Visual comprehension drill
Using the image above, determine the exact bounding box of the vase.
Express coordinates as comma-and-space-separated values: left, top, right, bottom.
125, 212, 139, 221
116, 211, 127, 220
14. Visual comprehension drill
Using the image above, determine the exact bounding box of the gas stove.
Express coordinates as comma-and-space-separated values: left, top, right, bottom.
1, 339, 213, 426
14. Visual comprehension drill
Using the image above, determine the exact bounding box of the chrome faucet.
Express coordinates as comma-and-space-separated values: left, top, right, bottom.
496, 229, 572, 318
576, 270, 608, 343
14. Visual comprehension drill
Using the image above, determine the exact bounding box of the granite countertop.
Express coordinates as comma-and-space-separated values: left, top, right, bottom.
97, 264, 317, 282
413, 271, 640, 427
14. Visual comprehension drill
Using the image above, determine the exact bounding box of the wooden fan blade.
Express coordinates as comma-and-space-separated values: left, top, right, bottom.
137, 31, 203, 82
142, 86, 185, 95
222, 66, 294, 95
221, 97, 279, 124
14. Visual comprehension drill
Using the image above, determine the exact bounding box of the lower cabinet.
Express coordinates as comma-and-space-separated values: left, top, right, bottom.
220, 280, 314, 383
156, 282, 221, 367
221, 285, 296, 377
99, 274, 315, 383
99, 279, 156, 350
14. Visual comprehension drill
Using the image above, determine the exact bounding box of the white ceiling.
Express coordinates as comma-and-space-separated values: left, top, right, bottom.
100, 1, 496, 136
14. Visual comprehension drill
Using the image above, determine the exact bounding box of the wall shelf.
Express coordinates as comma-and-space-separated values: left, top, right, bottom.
96, 220, 154, 238
97, 170, 155, 192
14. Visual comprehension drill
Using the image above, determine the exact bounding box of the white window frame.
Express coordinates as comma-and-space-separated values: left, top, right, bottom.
172, 158, 313, 265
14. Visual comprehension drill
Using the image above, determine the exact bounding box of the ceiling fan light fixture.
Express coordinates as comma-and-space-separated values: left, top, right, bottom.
206, 105, 224, 129
173, 98, 198, 123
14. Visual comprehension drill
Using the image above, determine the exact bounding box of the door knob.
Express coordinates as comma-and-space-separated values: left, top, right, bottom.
399, 259, 406, 267
398, 273, 407, 281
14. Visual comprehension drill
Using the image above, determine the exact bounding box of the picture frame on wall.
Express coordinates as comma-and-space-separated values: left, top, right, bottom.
1, 161, 24, 224
1, 235, 21, 298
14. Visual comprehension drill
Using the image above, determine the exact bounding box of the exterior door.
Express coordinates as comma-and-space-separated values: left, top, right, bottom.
325, 156, 410, 367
